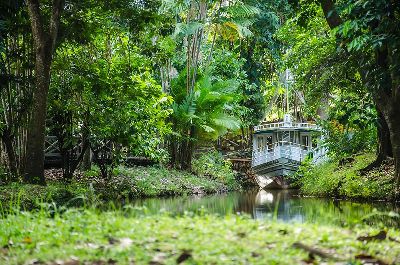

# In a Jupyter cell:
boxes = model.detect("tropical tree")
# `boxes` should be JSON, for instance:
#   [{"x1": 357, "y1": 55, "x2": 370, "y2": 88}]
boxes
[
  {"x1": 23, "y1": 0, "x2": 64, "y2": 184},
  {"x1": 169, "y1": 70, "x2": 241, "y2": 169},
  {"x1": 160, "y1": 0, "x2": 262, "y2": 168},
  {"x1": 48, "y1": 15, "x2": 172, "y2": 179},
  {"x1": 317, "y1": 0, "x2": 400, "y2": 190}
]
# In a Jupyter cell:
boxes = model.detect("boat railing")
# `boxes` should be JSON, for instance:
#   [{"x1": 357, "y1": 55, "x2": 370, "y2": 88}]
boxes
[
  {"x1": 252, "y1": 141, "x2": 325, "y2": 167},
  {"x1": 254, "y1": 122, "x2": 319, "y2": 132}
]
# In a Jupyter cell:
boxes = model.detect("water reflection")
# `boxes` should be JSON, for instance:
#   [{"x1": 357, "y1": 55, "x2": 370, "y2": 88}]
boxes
[{"x1": 131, "y1": 189, "x2": 399, "y2": 226}]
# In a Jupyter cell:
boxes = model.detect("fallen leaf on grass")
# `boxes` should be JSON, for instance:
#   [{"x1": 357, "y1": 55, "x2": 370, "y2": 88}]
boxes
[
  {"x1": 302, "y1": 252, "x2": 316, "y2": 264},
  {"x1": 106, "y1": 237, "x2": 134, "y2": 249},
  {"x1": 50, "y1": 258, "x2": 80, "y2": 265},
  {"x1": 27, "y1": 259, "x2": 44, "y2": 264},
  {"x1": 119, "y1": 238, "x2": 133, "y2": 248},
  {"x1": 107, "y1": 237, "x2": 119, "y2": 245},
  {"x1": 388, "y1": 236, "x2": 400, "y2": 243},
  {"x1": 357, "y1": 231, "x2": 386, "y2": 242},
  {"x1": 149, "y1": 252, "x2": 167, "y2": 265},
  {"x1": 278, "y1": 229, "x2": 288, "y2": 235},
  {"x1": 23, "y1": 237, "x2": 33, "y2": 244},
  {"x1": 292, "y1": 242, "x2": 339, "y2": 260},
  {"x1": 87, "y1": 243, "x2": 101, "y2": 249},
  {"x1": 106, "y1": 259, "x2": 117, "y2": 265},
  {"x1": 264, "y1": 241, "x2": 277, "y2": 249},
  {"x1": 83, "y1": 259, "x2": 118, "y2": 265},
  {"x1": 176, "y1": 250, "x2": 192, "y2": 264},
  {"x1": 3, "y1": 239, "x2": 13, "y2": 248},
  {"x1": 236, "y1": 232, "x2": 246, "y2": 238},
  {"x1": 355, "y1": 254, "x2": 388, "y2": 265}
]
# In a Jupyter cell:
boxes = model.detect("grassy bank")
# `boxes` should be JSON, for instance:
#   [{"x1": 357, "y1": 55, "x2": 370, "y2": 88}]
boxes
[
  {"x1": 299, "y1": 153, "x2": 396, "y2": 201},
  {"x1": 1, "y1": 208, "x2": 399, "y2": 264},
  {"x1": 0, "y1": 165, "x2": 240, "y2": 210}
]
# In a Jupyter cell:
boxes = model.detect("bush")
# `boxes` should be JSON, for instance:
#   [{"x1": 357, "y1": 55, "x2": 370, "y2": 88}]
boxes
[
  {"x1": 322, "y1": 120, "x2": 376, "y2": 161},
  {"x1": 288, "y1": 156, "x2": 313, "y2": 187},
  {"x1": 0, "y1": 182, "x2": 90, "y2": 211},
  {"x1": 192, "y1": 151, "x2": 239, "y2": 190},
  {"x1": 299, "y1": 153, "x2": 395, "y2": 200}
]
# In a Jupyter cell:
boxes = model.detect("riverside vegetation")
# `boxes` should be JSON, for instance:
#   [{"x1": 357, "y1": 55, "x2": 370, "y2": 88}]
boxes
[
  {"x1": 0, "y1": 152, "x2": 241, "y2": 210},
  {"x1": 296, "y1": 153, "x2": 396, "y2": 201}
]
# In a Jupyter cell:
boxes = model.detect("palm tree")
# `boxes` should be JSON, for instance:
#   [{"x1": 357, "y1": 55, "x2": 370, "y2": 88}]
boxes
[{"x1": 169, "y1": 71, "x2": 241, "y2": 169}]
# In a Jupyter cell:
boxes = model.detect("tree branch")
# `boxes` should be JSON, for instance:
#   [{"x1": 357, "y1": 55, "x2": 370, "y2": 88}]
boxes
[
  {"x1": 26, "y1": 0, "x2": 45, "y2": 47},
  {"x1": 49, "y1": 0, "x2": 64, "y2": 53},
  {"x1": 319, "y1": 0, "x2": 343, "y2": 29}
]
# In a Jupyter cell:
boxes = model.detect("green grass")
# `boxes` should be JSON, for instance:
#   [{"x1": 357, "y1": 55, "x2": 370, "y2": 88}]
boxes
[
  {"x1": 0, "y1": 166, "x2": 240, "y2": 210},
  {"x1": 1, "y1": 208, "x2": 399, "y2": 264},
  {"x1": 300, "y1": 153, "x2": 395, "y2": 200},
  {"x1": 114, "y1": 166, "x2": 231, "y2": 197}
]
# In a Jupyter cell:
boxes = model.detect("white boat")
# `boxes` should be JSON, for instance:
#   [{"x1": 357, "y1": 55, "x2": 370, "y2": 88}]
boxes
[{"x1": 252, "y1": 114, "x2": 327, "y2": 189}]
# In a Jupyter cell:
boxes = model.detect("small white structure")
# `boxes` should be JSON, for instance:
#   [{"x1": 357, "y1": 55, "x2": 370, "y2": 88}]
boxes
[{"x1": 252, "y1": 114, "x2": 326, "y2": 189}]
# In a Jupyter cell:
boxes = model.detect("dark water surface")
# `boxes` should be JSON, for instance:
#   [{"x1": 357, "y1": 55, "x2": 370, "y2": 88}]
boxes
[{"x1": 131, "y1": 189, "x2": 399, "y2": 226}]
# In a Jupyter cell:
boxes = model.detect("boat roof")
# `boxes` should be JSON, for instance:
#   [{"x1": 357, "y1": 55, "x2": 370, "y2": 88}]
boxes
[{"x1": 254, "y1": 121, "x2": 321, "y2": 134}]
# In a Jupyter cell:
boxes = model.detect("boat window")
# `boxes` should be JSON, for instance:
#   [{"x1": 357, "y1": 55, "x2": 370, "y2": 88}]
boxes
[
  {"x1": 301, "y1": 135, "x2": 309, "y2": 147},
  {"x1": 290, "y1": 131, "x2": 295, "y2": 143},
  {"x1": 257, "y1": 137, "x2": 263, "y2": 150},
  {"x1": 266, "y1": 136, "x2": 272, "y2": 149}
]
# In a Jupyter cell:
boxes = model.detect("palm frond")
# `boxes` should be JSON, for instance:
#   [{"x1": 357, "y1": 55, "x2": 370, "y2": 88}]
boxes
[
  {"x1": 173, "y1": 22, "x2": 204, "y2": 39},
  {"x1": 225, "y1": 3, "x2": 260, "y2": 18},
  {"x1": 213, "y1": 114, "x2": 241, "y2": 130}
]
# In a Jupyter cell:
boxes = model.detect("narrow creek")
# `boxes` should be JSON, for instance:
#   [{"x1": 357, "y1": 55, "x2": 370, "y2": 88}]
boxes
[{"x1": 131, "y1": 189, "x2": 399, "y2": 227}]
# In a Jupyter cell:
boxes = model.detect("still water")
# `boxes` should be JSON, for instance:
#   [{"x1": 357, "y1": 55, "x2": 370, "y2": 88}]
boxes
[{"x1": 131, "y1": 189, "x2": 399, "y2": 226}]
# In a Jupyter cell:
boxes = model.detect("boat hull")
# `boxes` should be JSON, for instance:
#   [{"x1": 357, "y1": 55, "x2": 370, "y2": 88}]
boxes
[{"x1": 252, "y1": 158, "x2": 300, "y2": 189}]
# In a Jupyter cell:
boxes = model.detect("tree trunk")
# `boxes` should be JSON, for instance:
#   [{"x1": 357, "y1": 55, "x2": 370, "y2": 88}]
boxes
[
  {"x1": 373, "y1": 46, "x2": 400, "y2": 195},
  {"x1": 360, "y1": 109, "x2": 392, "y2": 173},
  {"x1": 24, "y1": 61, "x2": 50, "y2": 184},
  {"x1": 382, "y1": 104, "x2": 400, "y2": 194},
  {"x1": 377, "y1": 110, "x2": 393, "y2": 159},
  {"x1": 182, "y1": 139, "x2": 194, "y2": 170},
  {"x1": 2, "y1": 131, "x2": 18, "y2": 179},
  {"x1": 81, "y1": 111, "x2": 92, "y2": 170},
  {"x1": 82, "y1": 147, "x2": 92, "y2": 171},
  {"x1": 24, "y1": 0, "x2": 63, "y2": 184},
  {"x1": 169, "y1": 127, "x2": 195, "y2": 170}
]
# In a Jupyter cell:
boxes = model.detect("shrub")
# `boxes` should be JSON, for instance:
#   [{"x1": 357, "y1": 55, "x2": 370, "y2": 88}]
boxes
[
  {"x1": 321, "y1": 120, "x2": 376, "y2": 161},
  {"x1": 192, "y1": 151, "x2": 239, "y2": 190},
  {"x1": 288, "y1": 156, "x2": 313, "y2": 188},
  {"x1": 299, "y1": 153, "x2": 395, "y2": 200}
]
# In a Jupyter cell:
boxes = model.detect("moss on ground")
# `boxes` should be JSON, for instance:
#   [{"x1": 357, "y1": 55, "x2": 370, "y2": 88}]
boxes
[
  {"x1": 300, "y1": 153, "x2": 395, "y2": 201},
  {"x1": 0, "y1": 209, "x2": 399, "y2": 265}
]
